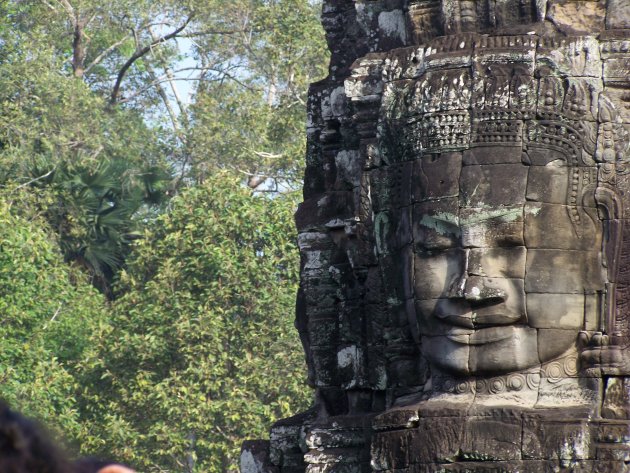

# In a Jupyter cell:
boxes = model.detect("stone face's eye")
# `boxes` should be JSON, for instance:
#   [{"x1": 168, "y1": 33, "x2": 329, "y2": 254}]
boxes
[
  {"x1": 459, "y1": 206, "x2": 525, "y2": 249},
  {"x1": 414, "y1": 216, "x2": 460, "y2": 246},
  {"x1": 467, "y1": 247, "x2": 526, "y2": 279}
]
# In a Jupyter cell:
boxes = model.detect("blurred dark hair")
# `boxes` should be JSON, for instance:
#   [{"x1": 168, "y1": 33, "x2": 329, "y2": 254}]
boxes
[
  {"x1": 74, "y1": 457, "x2": 114, "y2": 473},
  {"x1": 0, "y1": 401, "x2": 73, "y2": 473}
]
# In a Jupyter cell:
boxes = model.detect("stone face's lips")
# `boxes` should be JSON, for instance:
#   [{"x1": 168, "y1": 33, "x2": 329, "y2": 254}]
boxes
[
  {"x1": 471, "y1": 311, "x2": 524, "y2": 325},
  {"x1": 445, "y1": 327, "x2": 475, "y2": 336},
  {"x1": 447, "y1": 326, "x2": 515, "y2": 345},
  {"x1": 434, "y1": 307, "x2": 523, "y2": 328}
]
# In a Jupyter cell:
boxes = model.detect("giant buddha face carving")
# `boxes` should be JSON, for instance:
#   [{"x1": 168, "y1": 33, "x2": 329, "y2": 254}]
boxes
[
  {"x1": 371, "y1": 37, "x2": 629, "y2": 379},
  {"x1": 412, "y1": 145, "x2": 605, "y2": 376}
]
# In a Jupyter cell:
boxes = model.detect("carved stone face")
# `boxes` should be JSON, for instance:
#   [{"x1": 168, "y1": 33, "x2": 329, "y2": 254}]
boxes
[
  {"x1": 411, "y1": 145, "x2": 606, "y2": 376},
  {"x1": 368, "y1": 35, "x2": 630, "y2": 384}
]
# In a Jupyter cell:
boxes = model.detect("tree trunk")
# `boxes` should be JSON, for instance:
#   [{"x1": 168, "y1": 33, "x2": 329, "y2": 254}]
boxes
[{"x1": 72, "y1": 18, "x2": 88, "y2": 77}]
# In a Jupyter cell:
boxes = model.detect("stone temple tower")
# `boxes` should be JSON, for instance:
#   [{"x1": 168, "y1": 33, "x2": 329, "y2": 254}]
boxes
[{"x1": 242, "y1": 1, "x2": 630, "y2": 471}]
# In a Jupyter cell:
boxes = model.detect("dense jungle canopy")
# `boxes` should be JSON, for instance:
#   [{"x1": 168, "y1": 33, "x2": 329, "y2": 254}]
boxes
[{"x1": 0, "y1": 0, "x2": 328, "y2": 471}]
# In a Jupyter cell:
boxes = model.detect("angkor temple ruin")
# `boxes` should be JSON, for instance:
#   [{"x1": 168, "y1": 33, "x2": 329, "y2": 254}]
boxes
[{"x1": 243, "y1": 1, "x2": 630, "y2": 471}]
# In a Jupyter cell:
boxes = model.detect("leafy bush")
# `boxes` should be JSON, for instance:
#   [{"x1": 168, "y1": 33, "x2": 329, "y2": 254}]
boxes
[
  {"x1": 77, "y1": 173, "x2": 311, "y2": 472},
  {"x1": 0, "y1": 189, "x2": 107, "y2": 445}
]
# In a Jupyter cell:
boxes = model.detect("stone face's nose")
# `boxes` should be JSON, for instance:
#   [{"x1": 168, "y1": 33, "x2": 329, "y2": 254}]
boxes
[
  {"x1": 445, "y1": 249, "x2": 509, "y2": 303},
  {"x1": 462, "y1": 275, "x2": 526, "y2": 327},
  {"x1": 461, "y1": 276, "x2": 508, "y2": 303}
]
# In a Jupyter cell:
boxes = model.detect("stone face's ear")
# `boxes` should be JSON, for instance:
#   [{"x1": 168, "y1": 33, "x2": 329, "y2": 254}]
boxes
[
  {"x1": 596, "y1": 186, "x2": 622, "y2": 338},
  {"x1": 594, "y1": 93, "x2": 630, "y2": 345},
  {"x1": 595, "y1": 186, "x2": 622, "y2": 223},
  {"x1": 589, "y1": 173, "x2": 630, "y2": 376}
]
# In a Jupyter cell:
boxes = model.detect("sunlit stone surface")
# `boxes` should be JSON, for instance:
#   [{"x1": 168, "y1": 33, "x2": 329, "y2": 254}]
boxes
[{"x1": 242, "y1": 1, "x2": 630, "y2": 471}]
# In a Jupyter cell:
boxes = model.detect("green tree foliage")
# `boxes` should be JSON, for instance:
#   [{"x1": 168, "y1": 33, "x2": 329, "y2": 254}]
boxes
[
  {"x1": 0, "y1": 189, "x2": 107, "y2": 443},
  {"x1": 0, "y1": 0, "x2": 328, "y2": 287},
  {"x1": 0, "y1": 0, "x2": 195, "y2": 105},
  {"x1": 0, "y1": 0, "x2": 326, "y2": 469},
  {"x1": 188, "y1": 0, "x2": 329, "y2": 189},
  {"x1": 0, "y1": 0, "x2": 328, "y2": 187},
  {"x1": 76, "y1": 173, "x2": 311, "y2": 472},
  {"x1": 0, "y1": 11, "x2": 171, "y2": 292}
]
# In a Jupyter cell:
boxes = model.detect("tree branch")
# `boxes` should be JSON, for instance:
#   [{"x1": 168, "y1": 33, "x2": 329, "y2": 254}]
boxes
[
  {"x1": 56, "y1": 0, "x2": 75, "y2": 19},
  {"x1": 146, "y1": 63, "x2": 181, "y2": 135},
  {"x1": 115, "y1": 66, "x2": 255, "y2": 104},
  {"x1": 148, "y1": 26, "x2": 188, "y2": 118},
  {"x1": 115, "y1": 75, "x2": 216, "y2": 105},
  {"x1": 11, "y1": 169, "x2": 56, "y2": 192},
  {"x1": 109, "y1": 13, "x2": 195, "y2": 105},
  {"x1": 84, "y1": 11, "x2": 98, "y2": 31},
  {"x1": 42, "y1": 0, "x2": 57, "y2": 11},
  {"x1": 84, "y1": 35, "x2": 131, "y2": 75},
  {"x1": 253, "y1": 151, "x2": 284, "y2": 159},
  {"x1": 179, "y1": 29, "x2": 245, "y2": 38}
]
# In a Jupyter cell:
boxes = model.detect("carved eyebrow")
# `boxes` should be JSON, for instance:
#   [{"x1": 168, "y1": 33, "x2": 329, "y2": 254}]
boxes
[
  {"x1": 419, "y1": 213, "x2": 461, "y2": 236},
  {"x1": 418, "y1": 206, "x2": 533, "y2": 229},
  {"x1": 459, "y1": 207, "x2": 524, "y2": 225}
]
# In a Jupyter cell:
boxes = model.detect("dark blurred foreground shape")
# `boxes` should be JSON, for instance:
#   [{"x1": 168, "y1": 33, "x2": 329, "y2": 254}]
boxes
[{"x1": 0, "y1": 401, "x2": 135, "y2": 473}]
